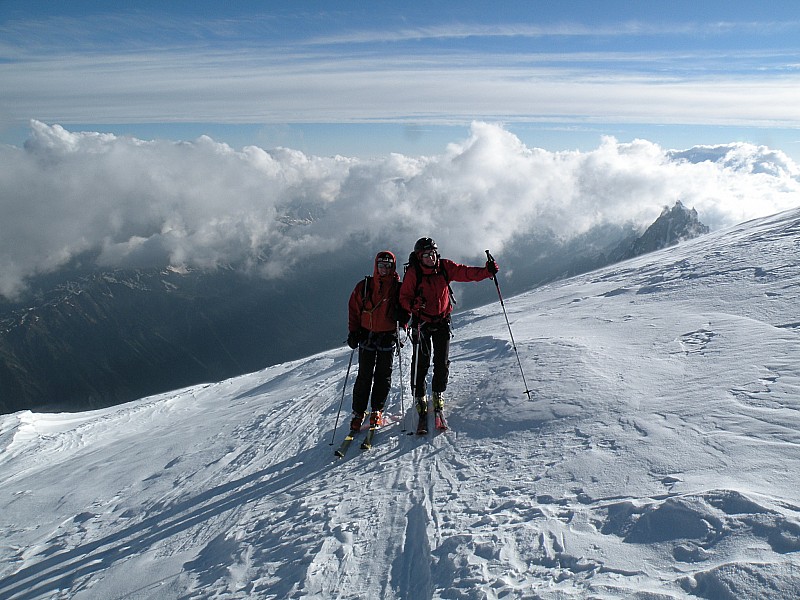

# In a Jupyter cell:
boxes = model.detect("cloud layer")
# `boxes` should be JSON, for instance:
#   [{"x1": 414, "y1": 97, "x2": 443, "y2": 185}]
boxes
[{"x1": 1, "y1": 120, "x2": 799, "y2": 299}]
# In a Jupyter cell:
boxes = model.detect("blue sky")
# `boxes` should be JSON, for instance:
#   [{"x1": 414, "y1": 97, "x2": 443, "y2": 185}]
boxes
[{"x1": 1, "y1": 0, "x2": 800, "y2": 160}]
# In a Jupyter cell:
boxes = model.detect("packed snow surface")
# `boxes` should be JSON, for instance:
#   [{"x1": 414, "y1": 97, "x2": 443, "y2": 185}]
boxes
[{"x1": 2, "y1": 208, "x2": 800, "y2": 599}]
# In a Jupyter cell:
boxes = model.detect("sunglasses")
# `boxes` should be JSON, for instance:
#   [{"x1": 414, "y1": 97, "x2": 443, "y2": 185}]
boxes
[
  {"x1": 377, "y1": 258, "x2": 395, "y2": 269},
  {"x1": 420, "y1": 251, "x2": 437, "y2": 260}
]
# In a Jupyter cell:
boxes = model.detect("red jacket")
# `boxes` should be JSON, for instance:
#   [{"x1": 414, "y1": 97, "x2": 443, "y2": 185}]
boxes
[
  {"x1": 399, "y1": 258, "x2": 492, "y2": 323},
  {"x1": 348, "y1": 253, "x2": 403, "y2": 334}
]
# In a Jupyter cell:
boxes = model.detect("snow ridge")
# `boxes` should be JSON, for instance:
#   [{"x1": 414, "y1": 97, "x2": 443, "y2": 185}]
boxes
[{"x1": 2, "y1": 208, "x2": 800, "y2": 598}]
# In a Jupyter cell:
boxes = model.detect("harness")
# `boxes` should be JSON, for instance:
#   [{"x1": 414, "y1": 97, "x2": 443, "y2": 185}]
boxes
[
  {"x1": 360, "y1": 276, "x2": 390, "y2": 322},
  {"x1": 359, "y1": 276, "x2": 398, "y2": 351}
]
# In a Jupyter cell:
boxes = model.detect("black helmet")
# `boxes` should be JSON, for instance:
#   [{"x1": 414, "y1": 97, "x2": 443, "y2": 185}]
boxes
[{"x1": 414, "y1": 237, "x2": 437, "y2": 254}]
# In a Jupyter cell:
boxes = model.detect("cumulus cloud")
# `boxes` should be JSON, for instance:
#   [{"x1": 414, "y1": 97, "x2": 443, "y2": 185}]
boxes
[{"x1": 1, "y1": 120, "x2": 799, "y2": 299}]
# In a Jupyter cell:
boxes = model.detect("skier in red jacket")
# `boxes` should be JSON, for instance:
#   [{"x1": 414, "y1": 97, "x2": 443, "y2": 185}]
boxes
[
  {"x1": 347, "y1": 251, "x2": 408, "y2": 431},
  {"x1": 399, "y1": 237, "x2": 498, "y2": 431}
]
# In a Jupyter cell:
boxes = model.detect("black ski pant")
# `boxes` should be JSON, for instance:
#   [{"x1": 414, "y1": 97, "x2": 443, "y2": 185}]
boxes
[
  {"x1": 352, "y1": 347, "x2": 393, "y2": 414},
  {"x1": 410, "y1": 320, "x2": 451, "y2": 398}
]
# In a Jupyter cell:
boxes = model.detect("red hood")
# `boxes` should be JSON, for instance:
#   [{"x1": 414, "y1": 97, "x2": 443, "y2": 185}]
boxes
[{"x1": 373, "y1": 250, "x2": 399, "y2": 282}]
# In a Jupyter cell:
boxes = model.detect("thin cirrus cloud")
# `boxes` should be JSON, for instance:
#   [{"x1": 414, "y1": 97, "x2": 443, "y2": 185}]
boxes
[
  {"x1": 2, "y1": 50, "x2": 799, "y2": 128},
  {"x1": 1, "y1": 13, "x2": 800, "y2": 128},
  {"x1": 303, "y1": 20, "x2": 800, "y2": 46}
]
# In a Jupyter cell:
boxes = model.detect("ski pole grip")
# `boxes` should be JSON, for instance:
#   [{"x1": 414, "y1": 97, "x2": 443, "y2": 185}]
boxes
[{"x1": 486, "y1": 249, "x2": 501, "y2": 287}]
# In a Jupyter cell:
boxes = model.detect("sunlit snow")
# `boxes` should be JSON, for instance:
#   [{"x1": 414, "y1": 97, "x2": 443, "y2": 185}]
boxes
[{"x1": 2, "y1": 208, "x2": 800, "y2": 599}]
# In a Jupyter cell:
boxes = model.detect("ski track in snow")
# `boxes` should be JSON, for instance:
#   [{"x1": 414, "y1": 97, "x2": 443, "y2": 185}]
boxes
[{"x1": 2, "y1": 209, "x2": 800, "y2": 598}]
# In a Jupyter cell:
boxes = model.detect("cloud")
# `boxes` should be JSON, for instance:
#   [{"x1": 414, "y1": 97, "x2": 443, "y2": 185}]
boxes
[
  {"x1": 3, "y1": 11, "x2": 800, "y2": 133},
  {"x1": 1, "y1": 120, "x2": 798, "y2": 299},
  {"x1": 306, "y1": 20, "x2": 800, "y2": 46},
  {"x1": 3, "y1": 13, "x2": 800, "y2": 130},
  {"x1": 3, "y1": 50, "x2": 799, "y2": 129}
]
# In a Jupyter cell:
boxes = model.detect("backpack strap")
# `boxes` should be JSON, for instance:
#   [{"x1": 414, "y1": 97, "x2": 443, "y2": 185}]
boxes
[
  {"x1": 361, "y1": 275, "x2": 371, "y2": 310},
  {"x1": 439, "y1": 263, "x2": 457, "y2": 307}
]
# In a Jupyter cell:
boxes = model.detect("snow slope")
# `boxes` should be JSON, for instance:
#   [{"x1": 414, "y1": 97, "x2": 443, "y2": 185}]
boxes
[{"x1": 2, "y1": 208, "x2": 800, "y2": 599}]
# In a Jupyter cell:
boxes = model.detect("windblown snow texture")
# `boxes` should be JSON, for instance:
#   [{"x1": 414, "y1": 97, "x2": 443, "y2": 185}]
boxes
[{"x1": 1, "y1": 208, "x2": 800, "y2": 598}]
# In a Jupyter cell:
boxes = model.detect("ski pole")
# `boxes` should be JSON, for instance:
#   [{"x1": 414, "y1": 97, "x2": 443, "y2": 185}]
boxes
[
  {"x1": 411, "y1": 319, "x2": 422, "y2": 400},
  {"x1": 486, "y1": 250, "x2": 533, "y2": 400},
  {"x1": 396, "y1": 327, "x2": 407, "y2": 432},
  {"x1": 330, "y1": 346, "x2": 356, "y2": 445}
]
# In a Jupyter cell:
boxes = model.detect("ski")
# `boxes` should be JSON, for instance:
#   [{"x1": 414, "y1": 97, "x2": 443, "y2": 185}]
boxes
[
  {"x1": 360, "y1": 427, "x2": 377, "y2": 450},
  {"x1": 434, "y1": 409, "x2": 448, "y2": 431},
  {"x1": 334, "y1": 430, "x2": 359, "y2": 457}
]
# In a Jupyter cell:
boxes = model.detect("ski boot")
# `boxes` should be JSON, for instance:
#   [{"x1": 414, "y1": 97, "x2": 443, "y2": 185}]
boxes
[
  {"x1": 433, "y1": 392, "x2": 448, "y2": 431},
  {"x1": 349, "y1": 411, "x2": 365, "y2": 432},
  {"x1": 415, "y1": 396, "x2": 428, "y2": 435}
]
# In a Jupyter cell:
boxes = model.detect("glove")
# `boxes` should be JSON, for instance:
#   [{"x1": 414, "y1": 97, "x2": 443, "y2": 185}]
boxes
[
  {"x1": 347, "y1": 330, "x2": 360, "y2": 349},
  {"x1": 397, "y1": 309, "x2": 410, "y2": 328},
  {"x1": 486, "y1": 259, "x2": 499, "y2": 275},
  {"x1": 412, "y1": 296, "x2": 426, "y2": 311}
]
